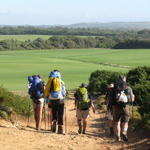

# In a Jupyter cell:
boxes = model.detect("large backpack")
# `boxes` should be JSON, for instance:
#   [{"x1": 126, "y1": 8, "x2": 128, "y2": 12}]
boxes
[
  {"x1": 113, "y1": 76, "x2": 128, "y2": 105},
  {"x1": 75, "y1": 87, "x2": 90, "y2": 110},
  {"x1": 28, "y1": 75, "x2": 44, "y2": 99},
  {"x1": 28, "y1": 76, "x2": 33, "y2": 95},
  {"x1": 46, "y1": 71, "x2": 64, "y2": 99}
]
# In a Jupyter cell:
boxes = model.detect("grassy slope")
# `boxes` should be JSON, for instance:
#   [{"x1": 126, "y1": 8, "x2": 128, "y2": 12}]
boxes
[
  {"x1": 0, "y1": 49, "x2": 150, "y2": 91},
  {"x1": 0, "y1": 35, "x2": 51, "y2": 41}
]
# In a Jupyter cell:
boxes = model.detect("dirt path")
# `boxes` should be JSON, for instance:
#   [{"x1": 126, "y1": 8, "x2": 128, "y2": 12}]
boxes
[{"x1": 0, "y1": 98, "x2": 150, "y2": 150}]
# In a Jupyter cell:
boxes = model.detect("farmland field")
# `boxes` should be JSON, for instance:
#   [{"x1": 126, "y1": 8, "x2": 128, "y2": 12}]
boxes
[
  {"x1": 0, "y1": 35, "x2": 97, "y2": 41},
  {"x1": 0, "y1": 49, "x2": 150, "y2": 91},
  {"x1": 0, "y1": 35, "x2": 51, "y2": 41}
]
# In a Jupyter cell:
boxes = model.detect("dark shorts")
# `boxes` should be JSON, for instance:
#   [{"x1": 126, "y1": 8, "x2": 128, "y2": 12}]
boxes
[
  {"x1": 48, "y1": 99, "x2": 64, "y2": 108},
  {"x1": 51, "y1": 99, "x2": 64, "y2": 125},
  {"x1": 113, "y1": 105, "x2": 130, "y2": 122},
  {"x1": 32, "y1": 98, "x2": 44, "y2": 105},
  {"x1": 48, "y1": 102, "x2": 52, "y2": 108}
]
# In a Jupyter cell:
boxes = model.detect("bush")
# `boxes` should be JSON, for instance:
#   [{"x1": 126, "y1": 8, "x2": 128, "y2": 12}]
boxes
[
  {"x1": 0, "y1": 110, "x2": 8, "y2": 119},
  {"x1": 127, "y1": 66, "x2": 150, "y2": 86},
  {"x1": 127, "y1": 67, "x2": 150, "y2": 116},
  {"x1": 131, "y1": 106, "x2": 142, "y2": 120},
  {"x1": 133, "y1": 113, "x2": 150, "y2": 132},
  {"x1": 88, "y1": 70, "x2": 123, "y2": 97},
  {"x1": 0, "y1": 86, "x2": 33, "y2": 118},
  {"x1": 133, "y1": 83, "x2": 150, "y2": 114},
  {"x1": 142, "y1": 113, "x2": 150, "y2": 131},
  {"x1": 127, "y1": 67, "x2": 150, "y2": 131},
  {"x1": 96, "y1": 95, "x2": 106, "y2": 110}
]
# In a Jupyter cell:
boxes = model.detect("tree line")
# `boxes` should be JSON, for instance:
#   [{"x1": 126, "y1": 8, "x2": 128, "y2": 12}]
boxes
[
  {"x1": 0, "y1": 26, "x2": 133, "y2": 36},
  {"x1": 1, "y1": 27, "x2": 150, "y2": 50},
  {"x1": 1, "y1": 36, "x2": 150, "y2": 50},
  {"x1": 0, "y1": 36, "x2": 117, "y2": 50}
]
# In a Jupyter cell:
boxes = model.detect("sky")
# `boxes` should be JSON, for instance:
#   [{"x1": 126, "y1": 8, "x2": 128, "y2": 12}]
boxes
[{"x1": 0, "y1": 0, "x2": 150, "y2": 25}]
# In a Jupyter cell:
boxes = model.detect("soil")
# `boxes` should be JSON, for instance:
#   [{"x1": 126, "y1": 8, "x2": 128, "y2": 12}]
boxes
[{"x1": 0, "y1": 95, "x2": 150, "y2": 150}]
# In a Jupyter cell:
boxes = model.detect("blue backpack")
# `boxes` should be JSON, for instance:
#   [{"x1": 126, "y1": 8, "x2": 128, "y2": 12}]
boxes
[{"x1": 28, "y1": 75, "x2": 44, "y2": 99}]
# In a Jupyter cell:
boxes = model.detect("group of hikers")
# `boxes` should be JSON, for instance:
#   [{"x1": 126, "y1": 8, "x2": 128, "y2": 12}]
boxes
[
  {"x1": 28, "y1": 70, "x2": 66, "y2": 134},
  {"x1": 28, "y1": 70, "x2": 134, "y2": 142}
]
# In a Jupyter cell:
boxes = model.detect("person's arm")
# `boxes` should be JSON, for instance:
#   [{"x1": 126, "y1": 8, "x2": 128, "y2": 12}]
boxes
[
  {"x1": 74, "y1": 92, "x2": 78, "y2": 109},
  {"x1": 62, "y1": 83, "x2": 66, "y2": 97},
  {"x1": 131, "y1": 94, "x2": 135, "y2": 102},
  {"x1": 129, "y1": 87, "x2": 135, "y2": 102},
  {"x1": 91, "y1": 101, "x2": 96, "y2": 113}
]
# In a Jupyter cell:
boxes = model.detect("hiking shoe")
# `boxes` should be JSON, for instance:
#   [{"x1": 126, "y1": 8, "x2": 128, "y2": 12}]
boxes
[
  {"x1": 58, "y1": 125, "x2": 63, "y2": 134},
  {"x1": 116, "y1": 136, "x2": 121, "y2": 142},
  {"x1": 78, "y1": 129, "x2": 81, "y2": 134},
  {"x1": 78, "y1": 126, "x2": 82, "y2": 134},
  {"x1": 52, "y1": 121, "x2": 57, "y2": 133},
  {"x1": 110, "y1": 127, "x2": 114, "y2": 137},
  {"x1": 121, "y1": 133, "x2": 128, "y2": 142},
  {"x1": 82, "y1": 130, "x2": 86, "y2": 134}
]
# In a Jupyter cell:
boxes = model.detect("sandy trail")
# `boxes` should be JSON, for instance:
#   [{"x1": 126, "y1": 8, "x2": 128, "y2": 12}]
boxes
[{"x1": 0, "y1": 97, "x2": 150, "y2": 150}]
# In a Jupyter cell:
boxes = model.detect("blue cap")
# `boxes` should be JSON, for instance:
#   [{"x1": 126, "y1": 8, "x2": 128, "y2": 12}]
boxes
[{"x1": 49, "y1": 71, "x2": 61, "y2": 78}]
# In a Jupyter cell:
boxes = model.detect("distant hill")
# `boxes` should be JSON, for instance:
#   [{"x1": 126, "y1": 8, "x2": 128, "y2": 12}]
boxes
[
  {"x1": 65, "y1": 22, "x2": 150, "y2": 30},
  {"x1": 1, "y1": 22, "x2": 150, "y2": 30}
]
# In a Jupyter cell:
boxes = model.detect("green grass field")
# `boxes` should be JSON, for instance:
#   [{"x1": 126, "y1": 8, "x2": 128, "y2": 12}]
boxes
[
  {"x1": 0, "y1": 35, "x2": 51, "y2": 41},
  {"x1": 0, "y1": 49, "x2": 150, "y2": 91},
  {"x1": 0, "y1": 35, "x2": 97, "y2": 41}
]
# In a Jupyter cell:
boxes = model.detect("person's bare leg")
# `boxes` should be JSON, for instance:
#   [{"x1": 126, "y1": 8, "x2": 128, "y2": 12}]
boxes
[
  {"x1": 82, "y1": 118, "x2": 87, "y2": 134},
  {"x1": 114, "y1": 121, "x2": 121, "y2": 141},
  {"x1": 34, "y1": 106, "x2": 38, "y2": 129},
  {"x1": 121, "y1": 122, "x2": 128, "y2": 141},
  {"x1": 108, "y1": 120, "x2": 114, "y2": 137},
  {"x1": 77, "y1": 119, "x2": 82, "y2": 134},
  {"x1": 36, "y1": 104, "x2": 43, "y2": 130}
]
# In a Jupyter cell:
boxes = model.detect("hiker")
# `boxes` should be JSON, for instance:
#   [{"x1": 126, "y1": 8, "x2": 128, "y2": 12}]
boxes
[
  {"x1": 105, "y1": 83, "x2": 114, "y2": 137},
  {"x1": 74, "y1": 83, "x2": 95, "y2": 134},
  {"x1": 44, "y1": 70, "x2": 66, "y2": 134},
  {"x1": 112, "y1": 76, "x2": 135, "y2": 141},
  {"x1": 28, "y1": 75, "x2": 45, "y2": 130}
]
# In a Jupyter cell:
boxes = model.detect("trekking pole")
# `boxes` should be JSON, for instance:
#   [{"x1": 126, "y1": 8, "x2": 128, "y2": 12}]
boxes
[
  {"x1": 64, "y1": 100, "x2": 67, "y2": 134},
  {"x1": 47, "y1": 107, "x2": 50, "y2": 130},
  {"x1": 27, "y1": 99, "x2": 31, "y2": 127},
  {"x1": 131, "y1": 101, "x2": 134, "y2": 119},
  {"x1": 43, "y1": 102, "x2": 47, "y2": 130}
]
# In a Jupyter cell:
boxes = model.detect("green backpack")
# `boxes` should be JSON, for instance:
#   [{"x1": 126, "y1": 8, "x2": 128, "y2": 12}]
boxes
[{"x1": 76, "y1": 87, "x2": 90, "y2": 110}]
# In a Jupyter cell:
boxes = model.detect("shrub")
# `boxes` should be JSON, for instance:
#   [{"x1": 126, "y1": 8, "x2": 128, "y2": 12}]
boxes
[
  {"x1": 127, "y1": 66, "x2": 149, "y2": 86},
  {"x1": 0, "y1": 110, "x2": 8, "y2": 119},
  {"x1": 96, "y1": 95, "x2": 106, "y2": 110},
  {"x1": 0, "y1": 86, "x2": 33, "y2": 118},
  {"x1": 131, "y1": 106, "x2": 142, "y2": 120},
  {"x1": 133, "y1": 113, "x2": 150, "y2": 132},
  {"x1": 88, "y1": 70, "x2": 123, "y2": 97},
  {"x1": 142, "y1": 113, "x2": 150, "y2": 131},
  {"x1": 132, "y1": 83, "x2": 150, "y2": 114}
]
